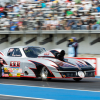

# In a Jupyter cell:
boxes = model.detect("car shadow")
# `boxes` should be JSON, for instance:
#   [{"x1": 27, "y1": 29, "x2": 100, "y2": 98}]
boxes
[{"x1": 1, "y1": 77, "x2": 97, "y2": 83}]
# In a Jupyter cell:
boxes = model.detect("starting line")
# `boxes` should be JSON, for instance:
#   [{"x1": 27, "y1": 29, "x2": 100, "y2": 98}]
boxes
[{"x1": 0, "y1": 83, "x2": 99, "y2": 100}]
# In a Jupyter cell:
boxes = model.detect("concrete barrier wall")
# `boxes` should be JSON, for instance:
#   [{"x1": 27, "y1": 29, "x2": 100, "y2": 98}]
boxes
[{"x1": 0, "y1": 34, "x2": 100, "y2": 54}]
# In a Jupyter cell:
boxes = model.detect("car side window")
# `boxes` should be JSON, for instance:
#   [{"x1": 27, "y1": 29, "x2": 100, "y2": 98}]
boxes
[{"x1": 7, "y1": 48, "x2": 22, "y2": 57}]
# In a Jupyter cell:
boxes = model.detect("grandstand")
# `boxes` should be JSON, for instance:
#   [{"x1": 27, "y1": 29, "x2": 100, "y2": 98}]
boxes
[{"x1": 0, "y1": 0, "x2": 99, "y2": 55}]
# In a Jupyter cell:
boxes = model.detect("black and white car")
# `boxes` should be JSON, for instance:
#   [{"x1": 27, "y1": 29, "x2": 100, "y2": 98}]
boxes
[{"x1": 0, "y1": 46, "x2": 95, "y2": 81}]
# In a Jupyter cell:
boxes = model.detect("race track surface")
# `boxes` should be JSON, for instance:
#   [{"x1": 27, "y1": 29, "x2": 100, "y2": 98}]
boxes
[{"x1": 0, "y1": 77, "x2": 100, "y2": 100}]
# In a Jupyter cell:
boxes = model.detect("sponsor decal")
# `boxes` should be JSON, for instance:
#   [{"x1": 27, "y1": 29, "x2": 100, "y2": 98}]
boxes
[
  {"x1": 8, "y1": 68, "x2": 13, "y2": 72},
  {"x1": 13, "y1": 70, "x2": 18, "y2": 73},
  {"x1": 9, "y1": 73, "x2": 13, "y2": 77},
  {"x1": 44, "y1": 52, "x2": 50, "y2": 56},
  {"x1": 21, "y1": 73, "x2": 24, "y2": 76},
  {"x1": 17, "y1": 73, "x2": 21, "y2": 77},
  {"x1": 3, "y1": 74, "x2": 9, "y2": 77},
  {"x1": 10, "y1": 61, "x2": 20, "y2": 67},
  {"x1": 4, "y1": 68, "x2": 8, "y2": 72},
  {"x1": 18, "y1": 69, "x2": 22, "y2": 73},
  {"x1": 12, "y1": 68, "x2": 22, "y2": 73}
]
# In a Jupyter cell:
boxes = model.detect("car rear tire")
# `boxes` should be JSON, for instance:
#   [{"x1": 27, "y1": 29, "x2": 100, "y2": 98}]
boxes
[
  {"x1": 73, "y1": 78, "x2": 82, "y2": 81},
  {"x1": 40, "y1": 66, "x2": 51, "y2": 81}
]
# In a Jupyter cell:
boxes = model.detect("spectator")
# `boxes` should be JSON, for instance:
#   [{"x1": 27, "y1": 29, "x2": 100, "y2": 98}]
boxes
[
  {"x1": 87, "y1": 16, "x2": 96, "y2": 30},
  {"x1": 78, "y1": 4, "x2": 85, "y2": 10},
  {"x1": 75, "y1": 0, "x2": 81, "y2": 4},
  {"x1": 58, "y1": 0, "x2": 65, "y2": 5},
  {"x1": 65, "y1": 17, "x2": 74, "y2": 30},
  {"x1": 43, "y1": 18, "x2": 51, "y2": 30},
  {"x1": 10, "y1": 23, "x2": 19, "y2": 31},
  {"x1": 36, "y1": 19, "x2": 43, "y2": 30},
  {"x1": 71, "y1": 37, "x2": 78, "y2": 57},
  {"x1": 0, "y1": 11, "x2": 5, "y2": 18},
  {"x1": 67, "y1": 0, "x2": 75, "y2": 7},
  {"x1": 50, "y1": 17, "x2": 59, "y2": 30},
  {"x1": 85, "y1": 2, "x2": 92, "y2": 10},
  {"x1": 81, "y1": 18, "x2": 89, "y2": 30},
  {"x1": 51, "y1": 2, "x2": 58, "y2": 10},
  {"x1": 3, "y1": 8, "x2": 8, "y2": 17},
  {"x1": 53, "y1": 0, "x2": 58, "y2": 4},
  {"x1": 36, "y1": 2, "x2": 42, "y2": 8},
  {"x1": 94, "y1": 0, "x2": 100, "y2": 5},
  {"x1": 67, "y1": 38, "x2": 75, "y2": 57},
  {"x1": 0, "y1": 5, "x2": 4, "y2": 12},
  {"x1": 22, "y1": 18, "x2": 27, "y2": 29},
  {"x1": 5, "y1": 3, "x2": 12, "y2": 9},
  {"x1": 18, "y1": 3, "x2": 23, "y2": 10},
  {"x1": 37, "y1": 11, "x2": 47, "y2": 18},
  {"x1": 3, "y1": 19, "x2": 10, "y2": 29},
  {"x1": 90, "y1": 4, "x2": 96, "y2": 13},
  {"x1": 91, "y1": 19, "x2": 100, "y2": 30},
  {"x1": 72, "y1": 17, "x2": 82, "y2": 30},
  {"x1": 72, "y1": 9, "x2": 80, "y2": 17},
  {"x1": 13, "y1": 4, "x2": 20, "y2": 13},
  {"x1": 46, "y1": 0, "x2": 53, "y2": 8},
  {"x1": 18, "y1": 20, "x2": 23, "y2": 30},
  {"x1": 23, "y1": 11, "x2": 28, "y2": 18},
  {"x1": 17, "y1": 0, "x2": 26, "y2": 3},
  {"x1": 66, "y1": 9, "x2": 73, "y2": 16},
  {"x1": 61, "y1": 10, "x2": 66, "y2": 17},
  {"x1": 96, "y1": 4, "x2": 100, "y2": 12},
  {"x1": 59, "y1": 18, "x2": 67, "y2": 30},
  {"x1": 9, "y1": 19, "x2": 14, "y2": 25},
  {"x1": 41, "y1": 1, "x2": 46, "y2": 8}
]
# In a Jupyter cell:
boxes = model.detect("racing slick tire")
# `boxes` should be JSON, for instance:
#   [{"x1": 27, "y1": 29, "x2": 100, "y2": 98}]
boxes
[
  {"x1": 73, "y1": 78, "x2": 82, "y2": 81},
  {"x1": 40, "y1": 66, "x2": 51, "y2": 81}
]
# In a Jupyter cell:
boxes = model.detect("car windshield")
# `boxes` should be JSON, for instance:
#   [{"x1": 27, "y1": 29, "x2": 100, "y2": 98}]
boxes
[{"x1": 23, "y1": 47, "x2": 46, "y2": 58}]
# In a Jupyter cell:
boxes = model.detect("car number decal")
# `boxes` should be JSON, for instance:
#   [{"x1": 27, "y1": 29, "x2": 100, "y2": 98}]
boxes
[{"x1": 10, "y1": 61, "x2": 20, "y2": 67}]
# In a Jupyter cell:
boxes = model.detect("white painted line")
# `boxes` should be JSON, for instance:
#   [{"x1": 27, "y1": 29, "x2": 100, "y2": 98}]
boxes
[
  {"x1": 0, "y1": 83, "x2": 100, "y2": 93},
  {"x1": 0, "y1": 94, "x2": 54, "y2": 100}
]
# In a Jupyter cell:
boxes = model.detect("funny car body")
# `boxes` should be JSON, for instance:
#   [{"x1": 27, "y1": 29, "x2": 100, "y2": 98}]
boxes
[{"x1": 0, "y1": 46, "x2": 95, "y2": 81}]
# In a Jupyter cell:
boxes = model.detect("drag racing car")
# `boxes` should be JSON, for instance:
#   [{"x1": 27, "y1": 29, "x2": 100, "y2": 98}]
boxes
[{"x1": 0, "y1": 46, "x2": 95, "y2": 81}]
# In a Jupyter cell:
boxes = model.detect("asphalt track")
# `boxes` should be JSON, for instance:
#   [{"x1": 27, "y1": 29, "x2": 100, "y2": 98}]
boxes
[{"x1": 0, "y1": 77, "x2": 100, "y2": 100}]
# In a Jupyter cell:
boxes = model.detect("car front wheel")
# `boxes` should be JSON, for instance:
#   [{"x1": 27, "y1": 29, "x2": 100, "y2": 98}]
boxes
[{"x1": 40, "y1": 66, "x2": 51, "y2": 81}]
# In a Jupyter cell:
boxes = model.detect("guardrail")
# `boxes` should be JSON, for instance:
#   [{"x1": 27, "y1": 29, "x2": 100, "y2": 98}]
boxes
[{"x1": 0, "y1": 30, "x2": 99, "y2": 34}]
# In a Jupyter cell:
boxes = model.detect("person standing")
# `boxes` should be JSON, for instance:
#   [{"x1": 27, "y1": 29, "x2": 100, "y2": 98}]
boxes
[
  {"x1": 67, "y1": 39, "x2": 75, "y2": 57},
  {"x1": 71, "y1": 37, "x2": 78, "y2": 57}
]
